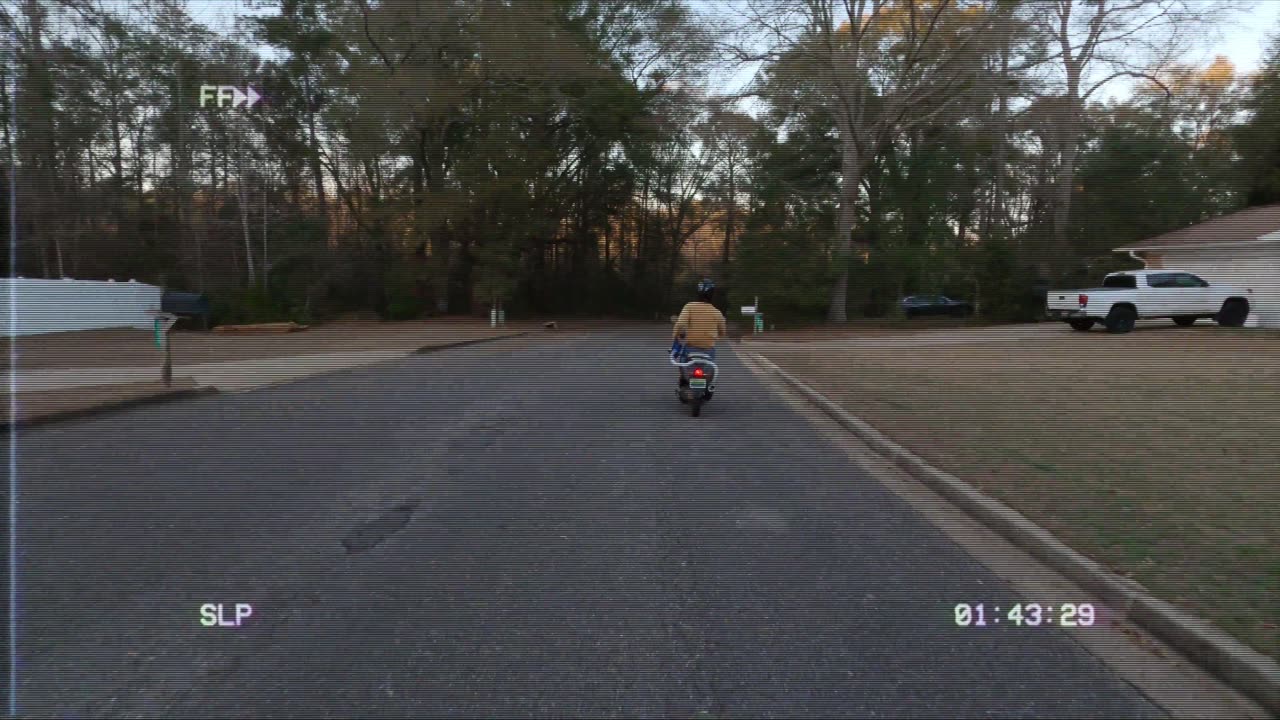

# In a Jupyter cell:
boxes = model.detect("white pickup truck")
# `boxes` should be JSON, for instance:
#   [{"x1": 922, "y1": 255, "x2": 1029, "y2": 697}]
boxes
[{"x1": 1046, "y1": 270, "x2": 1252, "y2": 333}]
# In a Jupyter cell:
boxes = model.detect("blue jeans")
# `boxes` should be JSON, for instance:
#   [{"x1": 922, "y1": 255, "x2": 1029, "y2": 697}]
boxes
[{"x1": 682, "y1": 345, "x2": 716, "y2": 362}]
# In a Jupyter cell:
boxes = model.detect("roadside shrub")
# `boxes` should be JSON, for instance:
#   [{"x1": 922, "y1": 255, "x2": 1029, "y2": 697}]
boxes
[
  {"x1": 381, "y1": 263, "x2": 427, "y2": 321},
  {"x1": 732, "y1": 225, "x2": 836, "y2": 325},
  {"x1": 973, "y1": 242, "x2": 1046, "y2": 322},
  {"x1": 208, "y1": 285, "x2": 295, "y2": 327}
]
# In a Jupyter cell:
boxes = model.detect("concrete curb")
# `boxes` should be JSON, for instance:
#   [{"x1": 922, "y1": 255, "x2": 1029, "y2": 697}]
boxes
[
  {"x1": 745, "y1": 350, "x2": 1280, "y2": 716},
  {"x1": 3, "y1": 386, "x2": 221, "y2": 435},
  {"x1": 411, "y1": 331, "x2": 531, "y2": 355}
]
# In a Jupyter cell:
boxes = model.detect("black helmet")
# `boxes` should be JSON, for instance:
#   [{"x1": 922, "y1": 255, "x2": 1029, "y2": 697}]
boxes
[{"x1": 696, "y1": 278, "x2": 715, "y2": 301}]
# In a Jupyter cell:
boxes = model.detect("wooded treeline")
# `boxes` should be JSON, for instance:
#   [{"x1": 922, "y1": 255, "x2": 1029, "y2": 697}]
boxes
[{"x1": 2, "y1": 0, "x2": 1278, "y2": 325}]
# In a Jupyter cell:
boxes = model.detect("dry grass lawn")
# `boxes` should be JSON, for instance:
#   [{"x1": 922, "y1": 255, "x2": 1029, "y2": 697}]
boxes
[{"x1": 752, "y1": 324, "x2": 1280, "y2": 659}]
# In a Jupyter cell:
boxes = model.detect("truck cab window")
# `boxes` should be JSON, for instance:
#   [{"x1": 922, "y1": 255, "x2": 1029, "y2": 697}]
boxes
[{"x1": 1103, "y1": 275, "x2": 1138, "y2": 289}]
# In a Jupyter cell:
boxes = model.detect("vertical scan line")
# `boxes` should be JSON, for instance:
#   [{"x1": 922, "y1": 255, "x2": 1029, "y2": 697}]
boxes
[{"x1": 7, "y1": 44, "x2": 19, "y2": 717}]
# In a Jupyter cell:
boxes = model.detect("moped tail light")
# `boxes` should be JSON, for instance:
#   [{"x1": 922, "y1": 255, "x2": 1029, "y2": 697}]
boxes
[
  {"x1": 692, "y1": 366, "x2": 705, "y2": 378},
  {"x1": 1078, "y1": 294, "x2": 1088, "y2": 308}
]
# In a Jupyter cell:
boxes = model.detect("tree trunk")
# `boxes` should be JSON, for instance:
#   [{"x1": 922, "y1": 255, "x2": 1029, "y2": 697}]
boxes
[
  {"x1": 39, "y1": 229, "x2": 50, "y2": 278},
  {"x1": 423, "y1": 123, "x2": 450, "y2": 314},
  {"x1": 303, "y1": 71, "x2": 328, "y2": 229},
  {"x1": 633, "y1": 177, "x2": 649, "y2": 285},
  {"x1": 176, "y1": 75, "x2": 205, "y2": 291},
  {"x1": 210, "y1": 135, "x2": 220, "y2": 209},
  {"x1": 108, "y1": 78, "x2": 124, "y2": 186},
  {"x1": 22, "y1": 0, "x2": 58, "y2": 280},
  {"x1": 236, "y1": 133, "x2": 256, "y2": 287},
  {"x1": 230, "y1": 219, "x2": 240, "y2": 272},
  {"x1": 223, "y1": 136, "x2": 231, "y2": 210},
  {"x1": 827, "y1": 132, "x2": 865, "y2": 324},
  {"x1": 723, "y1": 161, "x2": 734, "y2": 267},
  {"x1": 262, "y1": 165, "x2": 269, "y2": 294},
  {"x1": 1051, "y1": 42, "x2": 1085, "y2": 274},
  {"x1": 133, "y1": 121, "x2": 146, "y2": 200},
  {"x1": 1051, "y1": 130, "x2": 1078, "y2": 263},
  {"x1": 0, "y1": 65, "x2": 9, "y2": 159},
  {"x1": 983, "y1": 40, "x2": 1011, "y2": 240}
]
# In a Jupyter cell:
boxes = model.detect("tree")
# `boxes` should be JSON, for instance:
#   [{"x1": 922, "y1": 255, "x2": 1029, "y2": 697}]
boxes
[
  {"x1": 1073, "y1": 104, "x2": 1207, "y2": 255},
  {"x1": 1236, "y1": 31, "x2": 1280, "y2": 206},
  {"x1": 252, "y1": 0, "x2": 340, "y2": 234},
  {"x1": 733, "y1": 0, "x2": 1003, "y2": 322},
  {"x1": 732, "y1": 104, "x2": 840, "y2": 321},
  {"x1": 10, "y1": 0, "x2": 61, "y2": 277},
  {"x1": 1027, "y1": 0, "x2": 1240, "y2": 267},
  {"x1": 3, "y1": 0, "x2": 1251, "y2": 331},
  {"x1": 701, "y1": 104, "x2": 757, "y2": 274}
]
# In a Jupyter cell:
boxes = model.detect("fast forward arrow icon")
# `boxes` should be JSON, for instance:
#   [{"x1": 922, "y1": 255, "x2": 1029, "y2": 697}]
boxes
[
  {"x1": 231, "y1": 87, "x2": 248, "y2": 108},
  {"x1": 246, "y1": 86, "x2": 261, "y2": 108}
]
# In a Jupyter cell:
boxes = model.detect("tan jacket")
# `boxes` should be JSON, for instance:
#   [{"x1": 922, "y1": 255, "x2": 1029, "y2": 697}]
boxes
[{"x1": 673, "y1": 301, "x2": 727, "y2": 349}]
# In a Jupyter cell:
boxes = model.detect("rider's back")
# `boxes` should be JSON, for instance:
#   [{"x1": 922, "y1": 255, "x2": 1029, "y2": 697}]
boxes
[{"x1": 675, "y1": 301, "x2": 727, "y2": 349}]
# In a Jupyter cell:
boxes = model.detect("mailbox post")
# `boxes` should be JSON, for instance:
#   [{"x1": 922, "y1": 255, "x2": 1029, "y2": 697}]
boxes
[
  {"x1": 741, "y1": 296, "x2": 763, "y2": 335},
  {"x1": 149, "y1": 311, "x2": 180, "y2": 387}
]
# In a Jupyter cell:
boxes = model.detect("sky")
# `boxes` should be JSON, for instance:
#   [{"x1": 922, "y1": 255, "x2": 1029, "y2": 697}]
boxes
[
  {"x1": 1209, "y1": 1, "x2": 1279, "y2": 72},
  {"x1": 185, "y1": 0, "x2": 1280, "y2": 92}
]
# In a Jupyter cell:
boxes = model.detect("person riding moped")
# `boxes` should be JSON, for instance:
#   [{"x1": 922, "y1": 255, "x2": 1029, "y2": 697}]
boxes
[{"x1": 671, "y1": 278, "x2": 728, "y2": 400}]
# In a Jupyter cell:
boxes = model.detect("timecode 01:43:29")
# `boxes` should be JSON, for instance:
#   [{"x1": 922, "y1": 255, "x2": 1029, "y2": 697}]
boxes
[{"x1": 954, "y1": 602, "x2": 1097, "y2": 628}]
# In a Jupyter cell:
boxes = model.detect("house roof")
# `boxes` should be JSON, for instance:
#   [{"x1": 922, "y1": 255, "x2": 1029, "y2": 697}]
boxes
[{"x1": 1114, "y1": 203, "x2": 1280, "y2": 251}]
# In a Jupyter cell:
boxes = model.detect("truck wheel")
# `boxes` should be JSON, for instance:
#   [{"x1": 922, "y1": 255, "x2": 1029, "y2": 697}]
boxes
[
  {"x1": 1104, "y1": 306, "x2": 1137, "y2": 334},
  {"x1": 1068, "y1": 319, "x2": 1095, "y2": 332},
  {"x1": 1173, "y1": 316, "x2": 1197, "y2": 327},
  {"x1": 1216, "y1": 300, "x2": 1249, "y2": 327}
]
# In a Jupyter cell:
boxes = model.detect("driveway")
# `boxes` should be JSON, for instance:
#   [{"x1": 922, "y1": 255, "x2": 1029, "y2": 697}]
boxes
[
  {"x1": 10, "y1": 330, "x2": 1161, "y2": 718},
  {"x1": 742, "y1": 320, "x2": 1251, "y2": 349}
]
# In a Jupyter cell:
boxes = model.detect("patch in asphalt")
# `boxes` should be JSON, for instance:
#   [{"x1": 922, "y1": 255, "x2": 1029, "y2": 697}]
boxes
[{"x1": 341, "y1": 499, "x2": 421, "y2": 555}]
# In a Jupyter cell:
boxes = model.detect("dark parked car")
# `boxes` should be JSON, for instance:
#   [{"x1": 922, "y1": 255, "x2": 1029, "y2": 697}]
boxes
[{"x1": 901, "y1": 294, "x2": 974, "y2": 318}]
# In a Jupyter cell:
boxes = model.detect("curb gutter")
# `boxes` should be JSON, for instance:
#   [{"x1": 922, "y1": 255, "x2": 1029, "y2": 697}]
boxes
[
  {"x1": 412, "y1": 331, "x2": 531, "y2": 355},
  {"x1": 746, "y1": 350, "x2": 1280, "y2": 716},
  {"x1": 3, "y1": 386, "x2": 221, "y2": 435}
]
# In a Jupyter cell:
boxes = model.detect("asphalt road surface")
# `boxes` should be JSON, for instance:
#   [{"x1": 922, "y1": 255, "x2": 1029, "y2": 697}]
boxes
[{"x1": 11, "y1": 330, "x2": 1162, "y2": 718}]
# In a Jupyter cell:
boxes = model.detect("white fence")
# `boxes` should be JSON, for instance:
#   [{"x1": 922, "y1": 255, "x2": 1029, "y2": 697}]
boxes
[{"x1": 0, "y1": 278, "x2": 164, "y2": 336}]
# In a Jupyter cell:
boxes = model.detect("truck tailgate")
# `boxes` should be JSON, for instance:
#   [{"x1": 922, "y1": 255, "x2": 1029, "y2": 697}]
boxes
[{"x1": 1046, "y1": 291, "x2": 1084, "y2": 311}]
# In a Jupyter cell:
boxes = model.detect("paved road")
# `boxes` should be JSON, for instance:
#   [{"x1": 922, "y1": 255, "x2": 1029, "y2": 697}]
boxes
[{"x1": 10, "y1": 330, "x2": 1162, "y2": 718}]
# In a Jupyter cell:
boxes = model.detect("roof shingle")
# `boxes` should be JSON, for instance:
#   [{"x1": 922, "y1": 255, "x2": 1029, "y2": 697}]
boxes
[{"x1": 1114, "y1": 203, "x2": 1280, "y2": 251}]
